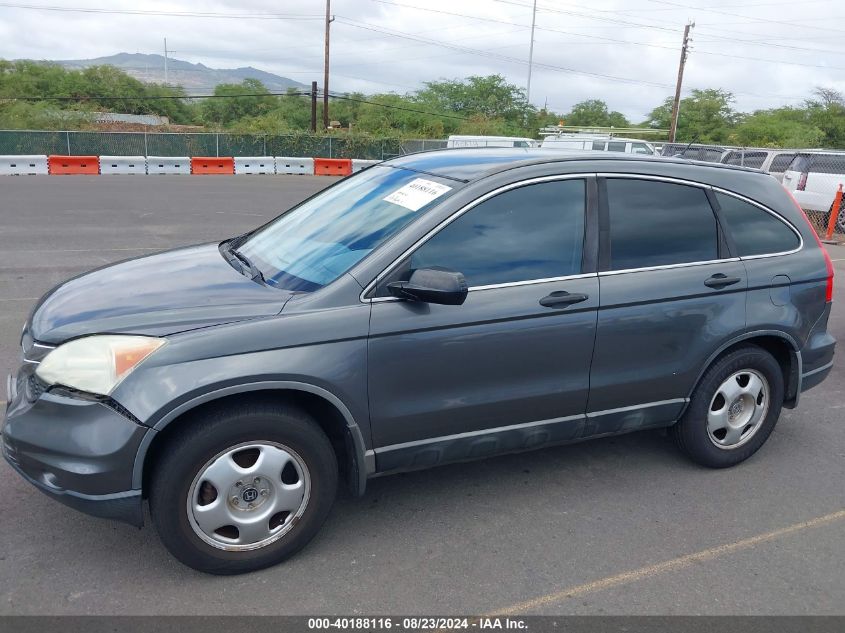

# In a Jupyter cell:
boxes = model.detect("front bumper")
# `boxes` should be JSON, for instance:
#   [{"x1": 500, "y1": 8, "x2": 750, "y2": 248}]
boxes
[{"x1": 2, "y1": 375, "x2": 148, "y2": 527}]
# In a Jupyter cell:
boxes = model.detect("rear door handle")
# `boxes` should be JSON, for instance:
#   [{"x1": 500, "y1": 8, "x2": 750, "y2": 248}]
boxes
[
  {"x1": 704, "y1": 273, "x2": 741, "y2": 289},
  {"x1": 539, "y1": 291, "x2": 589, "y2": 308}
]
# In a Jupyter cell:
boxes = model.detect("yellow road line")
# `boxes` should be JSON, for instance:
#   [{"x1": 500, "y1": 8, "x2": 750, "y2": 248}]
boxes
[{"x1": 491, "y1": 508, "x2": 845, "y2": 615}]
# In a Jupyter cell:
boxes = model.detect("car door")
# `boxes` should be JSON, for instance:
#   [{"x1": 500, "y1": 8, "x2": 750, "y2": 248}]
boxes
[
  {"x1": 366, "y1": 176, "x2": 599, "y2": 472},
  {"x1": 587, "y1": 176, "x2": 747, "y2": 433}
]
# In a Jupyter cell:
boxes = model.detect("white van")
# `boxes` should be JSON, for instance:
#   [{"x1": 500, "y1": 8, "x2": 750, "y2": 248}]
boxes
[
  {"x1": 720, "y1": 149, "x2": 798, "y2": 182},
  {"x1": 541, "y1": 134, "x2": 655, "y2": 155},
  {"x1": 446, "y1": 135, "x2": 539, "y2": 149}
]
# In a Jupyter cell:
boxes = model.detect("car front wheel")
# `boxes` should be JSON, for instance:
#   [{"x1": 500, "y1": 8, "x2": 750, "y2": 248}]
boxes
[{"x1": 150, "y1": 399, "x2": 338, "y2": 574}]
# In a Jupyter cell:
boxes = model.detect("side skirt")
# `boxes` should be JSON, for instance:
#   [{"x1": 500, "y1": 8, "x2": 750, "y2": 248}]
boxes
[{"x1": 372, "y1": 398, "x2": 687, "y2": 475}]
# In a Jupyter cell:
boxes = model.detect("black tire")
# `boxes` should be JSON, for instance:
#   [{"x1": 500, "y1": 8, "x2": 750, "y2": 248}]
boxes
[
  {"x1": 150, "y1": 399, "x2": 338, "y2": 575},
  {"x1": 672, "y1": 345, "x2": 784, "y2": 468}
]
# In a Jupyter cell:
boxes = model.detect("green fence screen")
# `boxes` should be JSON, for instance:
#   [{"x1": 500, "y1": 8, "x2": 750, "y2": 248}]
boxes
[{"x1": 0, "y1": 130, "x2": 447, "y2": 159}]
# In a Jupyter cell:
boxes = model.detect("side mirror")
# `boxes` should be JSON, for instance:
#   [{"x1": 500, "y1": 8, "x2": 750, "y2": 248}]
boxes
[{"x1": 387, "y1": 268, "x2": 468, "y2": 306}]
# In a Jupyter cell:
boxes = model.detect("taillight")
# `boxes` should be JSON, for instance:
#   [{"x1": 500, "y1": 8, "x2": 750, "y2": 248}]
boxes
[
  {"x1": 797, "y1": 171, "x2": 808, "y2": 191},
  {"x1": 786, "y1": 186, "x2": 834, "y2": 302}
]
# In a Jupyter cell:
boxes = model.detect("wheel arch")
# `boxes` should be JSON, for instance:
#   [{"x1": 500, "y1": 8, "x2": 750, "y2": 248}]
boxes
[
  {"x1": 681, "y1": 330, "x2": 802, "y2": 417},
  {"x1": 133, "y1": 381, "x2": 372, "y2": 498}
]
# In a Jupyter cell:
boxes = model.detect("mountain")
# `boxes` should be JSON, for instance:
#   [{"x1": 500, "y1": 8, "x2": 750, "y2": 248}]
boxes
[{"x1": 54, "y1": 53, "x2": 307, "y2": 94}]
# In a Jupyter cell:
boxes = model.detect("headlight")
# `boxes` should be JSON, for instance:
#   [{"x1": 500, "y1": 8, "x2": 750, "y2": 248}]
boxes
[{"x1": 36, "y1": 335, "x2": 165, "y2": 396}]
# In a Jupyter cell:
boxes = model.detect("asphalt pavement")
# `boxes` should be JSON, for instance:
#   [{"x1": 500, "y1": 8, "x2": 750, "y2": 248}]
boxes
[{"x1": 0, "y1": 176, "x2": 843, "y2": 615}]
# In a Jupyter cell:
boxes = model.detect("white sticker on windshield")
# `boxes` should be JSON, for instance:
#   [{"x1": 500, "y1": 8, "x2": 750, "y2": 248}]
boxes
[{"x1": 383, "y1": 178, "x2": 452, "y2": 212}]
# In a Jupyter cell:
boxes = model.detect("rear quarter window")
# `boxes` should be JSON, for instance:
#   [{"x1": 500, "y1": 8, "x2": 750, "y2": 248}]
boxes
[
  {"x1": 715, "y1": 192, "x2": 800, "y2": 256},
  {"x1": 808, "y1": 155, "x2": 845, "y2": 174}
]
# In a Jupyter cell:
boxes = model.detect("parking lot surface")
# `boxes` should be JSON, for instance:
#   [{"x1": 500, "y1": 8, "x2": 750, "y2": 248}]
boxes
[{"x1": 1, "y1": 176, "x2": 843, "y2": 615}]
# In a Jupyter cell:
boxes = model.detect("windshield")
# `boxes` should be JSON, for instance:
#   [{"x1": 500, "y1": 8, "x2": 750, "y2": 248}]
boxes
[{"x1": 237, "y1": 166, "x2": 458, "y2": 292}]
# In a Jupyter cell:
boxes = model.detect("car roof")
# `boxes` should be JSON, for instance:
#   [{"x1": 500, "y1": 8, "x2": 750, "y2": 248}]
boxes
[{"x1": 385, "y1": 147, "x2": 761, "y2": 182}]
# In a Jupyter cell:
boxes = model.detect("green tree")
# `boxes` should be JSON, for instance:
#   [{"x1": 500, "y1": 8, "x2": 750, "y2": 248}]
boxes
[
  {"x1": 201, "y1": 78, "x2": 276, "y2": 128},
  {"x1": 564, "y1": 99, "x2": 630, "y2": 128},
  {"x1": 645, "y1": 88, "x2": 737, "y2": 143},
  {"x1": 732, "y1": 107, "x2": 823, "y2": 148},
  {"x1": 414, "y1": 75, "x2": 534, "y2": 128}
]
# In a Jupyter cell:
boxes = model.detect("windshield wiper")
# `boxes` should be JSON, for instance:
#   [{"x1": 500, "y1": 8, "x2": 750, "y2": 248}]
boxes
[{"x1": 221, "y1": 241, "x2": 265, "y2": 284}]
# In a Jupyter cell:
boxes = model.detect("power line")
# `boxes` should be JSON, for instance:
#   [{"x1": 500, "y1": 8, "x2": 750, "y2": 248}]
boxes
[
  {"x1": 336, "y1": 17, "x2": 676, "y2": 88},
  {"x1": 0, "y1": 3, "x2": 323, "y2": 20}
]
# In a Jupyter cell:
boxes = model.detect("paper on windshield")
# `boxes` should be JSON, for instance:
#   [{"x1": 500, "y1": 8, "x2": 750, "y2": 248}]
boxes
[{"x1": 383, "y1": 178, "x2": 452, "y2": 212}]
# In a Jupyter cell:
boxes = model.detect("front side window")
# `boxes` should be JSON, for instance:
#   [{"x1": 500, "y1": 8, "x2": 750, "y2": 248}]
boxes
[
  {"x1": 592, "y1": 141, "x2": 607, "y2": 151},
  {"x1": 607, "y1": 141, "x2": 627, "y2": 152},
  {"x1": 405, "y1": 179, "x2": 586, "y2": 288},
  {"x1": 606, "y1": 179, "x2": 719, "y2": 270},
  {"x1": 238, "y1": 166, "x2": 457, "y2": 291},
  {"x1": 715, "y1": 193, "x2": 800, "y2": 256},
  {"x1": 631, "y1": 143, "x2": 653, "y2": 155}
]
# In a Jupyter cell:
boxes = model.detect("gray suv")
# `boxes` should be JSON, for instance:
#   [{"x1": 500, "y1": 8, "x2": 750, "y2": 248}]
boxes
[{"x1": 2, "y1": 149, "x2": 836, "y2": 574}]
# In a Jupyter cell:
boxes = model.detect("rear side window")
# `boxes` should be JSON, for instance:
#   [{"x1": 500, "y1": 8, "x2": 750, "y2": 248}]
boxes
[
  {"x1": 606, "y1": 179, "x2": 718, "y2": 270},
  {"x1": 592, "y1": 141, "x2": 606, "y2": 151},
  {"x1": 715, "y1": 193, "x2": 800, "y2": 256},
  {"x1": 723, "y1": 151, "x2": 767, "y2": 169},
  {"x1": 769, "y1": 153, "x2": 796, "y2": 172},
  {"x1": 409, "y1": 179, "x2": 586, "y2": 287},
  {"x1": 607, "y1": 141, "x2": 626, "y2": 152}
]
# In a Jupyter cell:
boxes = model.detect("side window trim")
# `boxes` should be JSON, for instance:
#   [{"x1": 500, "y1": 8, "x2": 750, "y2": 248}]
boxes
[
  {"x1": 596, "y1": 173, "x2": 734, "y2": 274},
  {"x1": 361, "y1": 173, "x2": 598, "y2": 302},
  {"x1": 709, "y1": 186, "x2": 804, "y2": 259}
]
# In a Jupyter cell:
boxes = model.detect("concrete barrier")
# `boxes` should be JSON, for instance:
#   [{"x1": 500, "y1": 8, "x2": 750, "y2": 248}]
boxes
[
  {"x1": 351, "y1": 159, "x2": 380, "y2": 173},
  {"x1": 0, "y1": 155, "x2": 48, "y2": 175},
  {"x1": 275, "y1": 157, "x2": 314, "y2": 175},
  {"x1": 147, "y1": 156, "x2": 191, "y2": 175},
  {"x1": 235, "y1": 157, "x2": 275, "y2": 175},
  {"x1": 100, "y1": 156, "x2": 147, "y2": 175}
]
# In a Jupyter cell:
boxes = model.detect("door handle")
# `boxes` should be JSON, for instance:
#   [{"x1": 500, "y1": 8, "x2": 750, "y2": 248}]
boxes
[
  {"x1": 704, "y1": 273, "x2": 741, "y2": 289},
  {"x1": 539, "y1": 291, "x2": 589, "y2": 308}
]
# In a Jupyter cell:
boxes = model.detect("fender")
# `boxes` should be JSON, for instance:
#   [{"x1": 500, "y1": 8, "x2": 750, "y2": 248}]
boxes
[
  {"x1": 131, "y1": 380, "x2": 374, "y2": 496},
  {"x1": 679, "y1": 329, "x2": 802, "y2": 418}
]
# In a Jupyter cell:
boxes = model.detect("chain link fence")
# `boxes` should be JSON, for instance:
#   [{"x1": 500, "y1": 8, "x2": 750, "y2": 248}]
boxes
[{"x1": 0, "y1": 130, "x2": 448, "y2": 160}]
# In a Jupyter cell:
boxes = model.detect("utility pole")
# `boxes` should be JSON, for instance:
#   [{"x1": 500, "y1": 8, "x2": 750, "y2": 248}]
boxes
[
  {"x1": 668, "y1": 21, "x2": 694, "y2": 143},
  {"x1": 164, "y1": 38, "x2": 169, "y2": 85},
  {"x1": 526, "y1": 0, "x2": 537, "y2": 106},
  {"x1": 323, "y1": 0, "x2": 334, "y2": 129},
  {"x1": 311, "y1": 81, "x2": 318, "y2": 133}
]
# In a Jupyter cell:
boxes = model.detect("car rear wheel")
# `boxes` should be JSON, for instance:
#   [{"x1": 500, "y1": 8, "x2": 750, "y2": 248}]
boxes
[
  {"x1": 672, "y1": 345, "x2": 784, "y2": 468},
  {"x1": 150, "y1": 399, "x2": 338, "y2": 574}
]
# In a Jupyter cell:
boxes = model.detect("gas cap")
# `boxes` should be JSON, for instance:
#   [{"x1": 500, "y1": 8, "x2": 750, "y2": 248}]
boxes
[{"x1": 770, "y1": 275, "x2": 791, "y2": 306}]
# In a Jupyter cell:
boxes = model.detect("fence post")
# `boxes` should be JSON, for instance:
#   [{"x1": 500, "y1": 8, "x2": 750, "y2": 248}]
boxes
[
  {"x1": 263, "y1": 135, "x2": 267, "y2": 156},
  {"x1": 826, "y1": 184, "x2": 843, "y2": 240},
  {"x1": 216, "y1": 133, "x2": 219, "y2": 157},
  {"x1": 144, "y1": 131, "x2": 148, "y2": 157},
  {"x1": 66, "y1": 131, "x2": 71, "y2": 155},
  {"x1": 329, "y1": 136, "x2": 332, "y2": 159}
]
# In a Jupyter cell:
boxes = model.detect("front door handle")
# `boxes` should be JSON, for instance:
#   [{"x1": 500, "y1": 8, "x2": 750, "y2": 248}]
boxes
[
  {"x1": 704, "y1": 273, "x2": 741, "y2": 289},
  {"x1": 539, "y1": 291, "x2": 589, "y2": 308}
]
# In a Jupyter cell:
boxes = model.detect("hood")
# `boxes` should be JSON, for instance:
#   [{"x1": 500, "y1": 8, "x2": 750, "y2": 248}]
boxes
[{"x1": 30, "y1": 243, "x2": 291, "y2": 344}]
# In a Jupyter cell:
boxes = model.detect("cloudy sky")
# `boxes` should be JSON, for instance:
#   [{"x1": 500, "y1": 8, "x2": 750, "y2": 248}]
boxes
[{"x1": 1, "y1": 0, "x2": 844, "y2": 121}]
